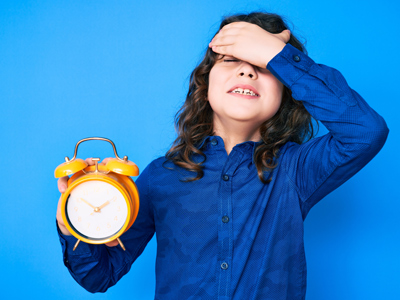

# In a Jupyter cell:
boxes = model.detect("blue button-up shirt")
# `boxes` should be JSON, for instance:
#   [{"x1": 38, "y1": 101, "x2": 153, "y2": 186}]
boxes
[{"x1": 58, "y1": 44, "x2": 388, "y2": 299}]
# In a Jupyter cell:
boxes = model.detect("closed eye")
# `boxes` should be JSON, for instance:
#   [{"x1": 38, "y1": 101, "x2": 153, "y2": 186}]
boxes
[{"x1": 223, "y1": 59, "x2": 240, "y2": 62}]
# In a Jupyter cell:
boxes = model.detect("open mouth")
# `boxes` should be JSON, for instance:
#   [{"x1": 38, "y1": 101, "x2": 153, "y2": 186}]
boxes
[
  {"x1": 229, "y1": 88, "x2": 259, "y2": 97},
  {"x1": 227, "y1": 85, "x2": 260, "y2": 97}
]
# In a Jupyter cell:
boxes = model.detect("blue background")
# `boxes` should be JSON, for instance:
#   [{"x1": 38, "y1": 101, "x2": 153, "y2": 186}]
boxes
[{"x1": 1, "y1": 0, "x2": 398, "y2": 299}]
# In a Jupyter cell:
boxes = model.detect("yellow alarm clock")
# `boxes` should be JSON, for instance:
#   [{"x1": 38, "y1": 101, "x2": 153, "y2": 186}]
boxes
[{"x1": 55, "y1": 137, "x2": 140, "y2": 251}]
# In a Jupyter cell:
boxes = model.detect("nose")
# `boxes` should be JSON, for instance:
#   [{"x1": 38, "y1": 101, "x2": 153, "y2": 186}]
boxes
[{"x1": 237, "y1": 62, "x2": 258, "y2": 80}]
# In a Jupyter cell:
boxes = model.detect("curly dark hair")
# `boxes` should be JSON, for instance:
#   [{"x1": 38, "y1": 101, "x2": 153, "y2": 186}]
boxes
[{"x1": 165, "y1": 12, "x2": 317, "y2": 183}]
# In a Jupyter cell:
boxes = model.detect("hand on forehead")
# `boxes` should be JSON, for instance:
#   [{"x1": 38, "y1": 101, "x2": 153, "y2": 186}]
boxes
[{"x1": 209, "y1": 22, "x2": 291, "y2": 68}]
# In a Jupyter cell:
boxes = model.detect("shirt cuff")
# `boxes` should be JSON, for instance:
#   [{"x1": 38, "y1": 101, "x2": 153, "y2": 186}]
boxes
[
  {"x1": 267, "y1": 43, "x2": 315, "y2": 88},
  {"x1": 56, "y1": 220, "x2": 94, "y2": 256}
]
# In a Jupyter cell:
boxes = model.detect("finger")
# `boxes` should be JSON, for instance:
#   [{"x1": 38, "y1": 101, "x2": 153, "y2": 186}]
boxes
[
  {"x1": 212, "y1": 27, "x2": 241, "y2": 42},
  {"x1": 218, "y1": 22, "x2": 254, "y2": 36},
  {"x1": 85, "y1": 157, "x2": 95, "y2": 165},
  {"x1": 56, "y1": 195, "x2": 64, "y2": 223},
  {"x1": 105, "y1": 240, "x2": 119, "y2": 247},
  {"x1": 56, "y1": 195, "x2": 72, "y2": 235},
  {"x1": 276, "y1": 29, "x2": 291, "y2": 44},
  {"x1": 58, "y1": 176, "x2": 69, "y2": 193},
  {"x1": 209, "y1": 35, "x2": 236, "y2": 48},
  {"x1": 220, "y1": 22, "x2": 246, "y2": 31},
  {"x1": 101, "y1": 157, "x2": 113, "y2": 165},
  {"x1": 211, "y1": 45, "x2": 231, "y2": 56},
  {"x1": 217, "y1": 26, "x2": 242, "y2": 36}
]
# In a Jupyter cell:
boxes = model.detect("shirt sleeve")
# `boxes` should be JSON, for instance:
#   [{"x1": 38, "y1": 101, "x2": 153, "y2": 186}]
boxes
[
  {"x1": 57, "y1": 163, "x2": 155, "y2": 293},
  {"x1": 267, "y1": 44, "x2": 389, "y2": 220}
]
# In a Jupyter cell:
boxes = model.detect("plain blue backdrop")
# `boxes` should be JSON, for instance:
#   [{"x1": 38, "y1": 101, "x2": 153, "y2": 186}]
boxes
[{"x1": 1, "y1": 0, "x2": 398, "y2": 299}]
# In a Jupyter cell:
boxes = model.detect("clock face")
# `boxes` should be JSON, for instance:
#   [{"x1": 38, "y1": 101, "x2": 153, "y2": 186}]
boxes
[{"x1": 65, "y1": 180, "x2": 128, "y2": 240}]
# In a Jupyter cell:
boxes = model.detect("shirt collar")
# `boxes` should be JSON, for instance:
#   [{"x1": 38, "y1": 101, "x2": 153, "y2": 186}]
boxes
[{"x1": 198, "y1": 136, "x2": 263, "y2": 157}]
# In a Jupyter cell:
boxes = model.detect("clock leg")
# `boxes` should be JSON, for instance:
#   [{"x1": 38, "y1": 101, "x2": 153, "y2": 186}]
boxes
[
  {"x1": 117, "y1": 238, "x2": 126, "y2": 251},
  {"x1": 73, "y1": 239, "x2": 81, "y2": 251}
]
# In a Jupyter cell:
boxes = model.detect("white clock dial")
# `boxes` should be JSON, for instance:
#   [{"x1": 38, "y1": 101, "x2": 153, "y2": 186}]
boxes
[{"x1": 66, "y1": 180, "x2": 128, "y2": 239}]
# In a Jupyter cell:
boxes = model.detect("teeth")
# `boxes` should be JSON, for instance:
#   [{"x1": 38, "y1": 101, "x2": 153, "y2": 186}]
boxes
[{"x1": 231, "y1": 88, "x2": 257, "y2": 96}]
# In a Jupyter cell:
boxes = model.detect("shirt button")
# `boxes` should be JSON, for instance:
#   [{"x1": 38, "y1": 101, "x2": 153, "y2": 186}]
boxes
[
  {"x1": 222, "y1": 174, "x2": 229, "y2": 181},
  {"x1": 293, "y1": 55, "x2": 301, "y2": 62},
  {"x1": 211, "y1": 139, "x2": 218, "y2": 146},
  {"x1": 221, "y1": 262, "x2": 229, "y2": 270},
  {"x1": 222, "y1": 216, "x2": 229, "y2": 223}
]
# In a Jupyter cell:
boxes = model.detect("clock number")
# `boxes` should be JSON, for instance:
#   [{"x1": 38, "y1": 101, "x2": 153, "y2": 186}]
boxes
[
  {"x1": 74, "y1": 207, "x2": 78, "y2": 212},
  {"x1": 112, "y1": 196, "x2": 117, "y2": 203},
  {"x1": 96, "y1": 226, "x2": 100, "y2": 231},
  {"x1": 94, "y1": 186, "x2": 100, "y2": 193},
  {"x1": 117, "y1": 206, "x2": 121, "y2": 211},
  {"x1": 78, "y1": 216, "x2": 82, "y2": 222},
  {"x1": 87, "y1": 223, "x2": 90, "y2": 228},
  {"x1": 82, "y1": 190, "x2": 88, "y2": 196},
  {"x1": 107, "y1": 223, "x2": 111, "y2": 228},
  {"x1": 114, "y1": 216, "x2": 118, "y2": 221}
]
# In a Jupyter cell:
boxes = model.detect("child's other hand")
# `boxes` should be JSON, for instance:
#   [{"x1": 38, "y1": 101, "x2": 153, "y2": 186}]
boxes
[
  {"x1": 56, "y1": 157, "x2": 118, "y2": 247},
  {"x1": 209, "y1": 22, "x2": 290, "y2": 68}
]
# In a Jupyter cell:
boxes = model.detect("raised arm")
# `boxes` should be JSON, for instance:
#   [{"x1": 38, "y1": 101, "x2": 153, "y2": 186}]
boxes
[
  {"x1": 210, "y1": 22, "x2": 389, "y2": 219},
  {"x1": 268, "y1": 43, "x2": 388, "y2": 218}
]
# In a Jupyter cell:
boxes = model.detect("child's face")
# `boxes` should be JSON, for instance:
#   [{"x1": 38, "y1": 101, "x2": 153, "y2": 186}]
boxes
[{"x1": 208, "y1": 56, "x2": 283, "y2": 130}]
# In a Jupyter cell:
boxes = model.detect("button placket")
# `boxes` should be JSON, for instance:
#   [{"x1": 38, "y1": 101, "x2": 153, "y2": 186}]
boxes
[{"x1": 217, "y1": 147, "x2": 244, "y2": 298}]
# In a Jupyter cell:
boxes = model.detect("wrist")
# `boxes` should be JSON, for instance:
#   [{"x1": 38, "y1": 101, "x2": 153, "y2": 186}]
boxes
[
  {"x1": 263, "y1": 43, "x2": 286, "y2": 67},
  {"x1": 57, "y1": 220, "x2": 72, "y2": 236}
]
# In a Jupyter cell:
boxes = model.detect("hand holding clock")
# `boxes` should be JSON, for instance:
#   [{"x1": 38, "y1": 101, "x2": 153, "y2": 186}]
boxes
[{"x1": 56, "y1": 157, "x2": 119, "y2": 247}]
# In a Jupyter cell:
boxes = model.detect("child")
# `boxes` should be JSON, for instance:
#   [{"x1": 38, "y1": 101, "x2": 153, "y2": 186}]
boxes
[{"x1": 56, "y1": 12, "x2": 388, "y2": 299}]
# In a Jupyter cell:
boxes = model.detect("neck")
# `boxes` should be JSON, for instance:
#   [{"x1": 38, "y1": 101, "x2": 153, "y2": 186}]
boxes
[{"x1": 213, "y1": 118, "x2": 261, "y2": 155}]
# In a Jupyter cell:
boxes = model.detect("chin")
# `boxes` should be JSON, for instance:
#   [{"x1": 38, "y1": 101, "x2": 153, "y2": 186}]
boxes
[
  {"x1": 228, "y1": 115, "x2": 266, "y2": 124},
  {"x1": 227, "y1": 110, "x2": 271, "y2": 121}
]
